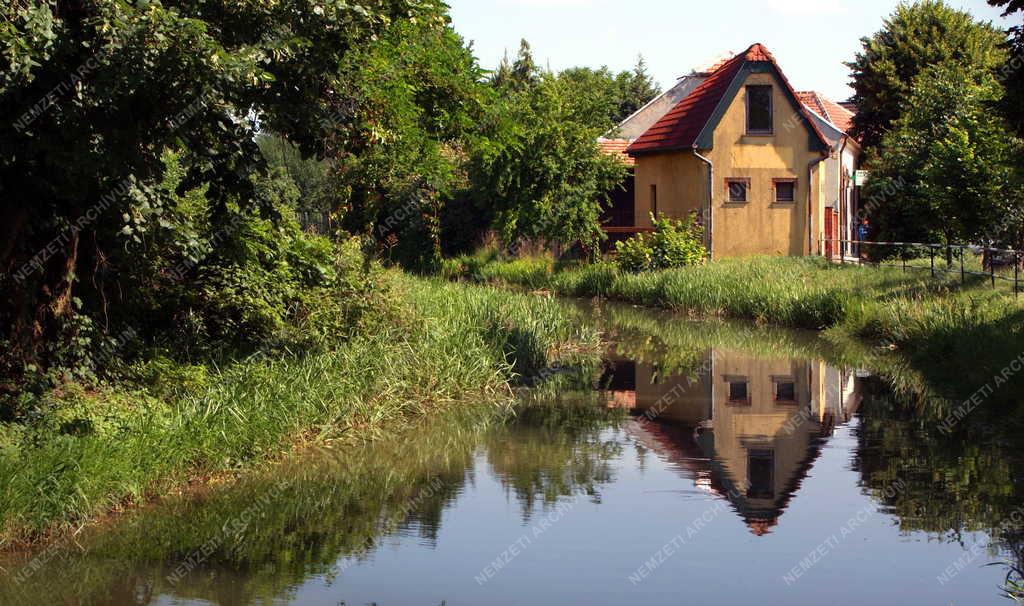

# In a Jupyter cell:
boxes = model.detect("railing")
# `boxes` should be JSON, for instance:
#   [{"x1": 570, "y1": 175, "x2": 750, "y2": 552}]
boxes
[{"x1": 822, "y1": 239, "x2": 1022, "y2": 297}]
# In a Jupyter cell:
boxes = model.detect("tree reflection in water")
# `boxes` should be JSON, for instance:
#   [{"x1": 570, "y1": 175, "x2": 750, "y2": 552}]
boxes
[{"x1": 2, "y1": 302, "x2": 1022, "y2": 604}]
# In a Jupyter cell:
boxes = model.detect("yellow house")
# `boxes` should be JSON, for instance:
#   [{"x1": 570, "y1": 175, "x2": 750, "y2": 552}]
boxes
[{"x1": 623, "y1": 44, "x2": 832, "y2": 258}]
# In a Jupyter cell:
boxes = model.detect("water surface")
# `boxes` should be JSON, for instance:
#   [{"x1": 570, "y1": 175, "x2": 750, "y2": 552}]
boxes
[{"x1": 2, "y1": 303, "x2": 1021, "y2": 605}]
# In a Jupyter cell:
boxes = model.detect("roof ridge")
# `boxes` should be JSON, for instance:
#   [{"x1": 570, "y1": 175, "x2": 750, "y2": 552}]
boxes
[{"x1": 627, "y1": 43, "x2": 830, "y2": 155}]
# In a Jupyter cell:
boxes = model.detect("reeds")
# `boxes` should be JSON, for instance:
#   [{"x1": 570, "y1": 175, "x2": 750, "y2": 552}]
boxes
[{"x1": 0, "y1": 274, "x2": 601, "y2": 543}]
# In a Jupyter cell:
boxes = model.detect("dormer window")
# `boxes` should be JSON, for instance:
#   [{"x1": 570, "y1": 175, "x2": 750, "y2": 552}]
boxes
[{"x1": 746, "y1": 85, "x2": 773, "y2": 134}]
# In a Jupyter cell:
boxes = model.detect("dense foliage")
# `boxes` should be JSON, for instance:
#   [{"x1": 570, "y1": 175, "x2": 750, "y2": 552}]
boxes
[
  {"x1": 851, "y1": 0, "x2": 1024, "y2": 249},
  {"x1": 468, "y1": 41, "x2": 629, "y2": 253},
  {"x1": 550, "y1": 57, "x2": 661, "y2": 128},
  {"x1": 846, "y1": 0, "x2": 1006, "y2": 149},
  {"x1": 0, "y1": 0, "x2": 428, "y2": 387},
  {"x1": 989, "y1": 0, "x2": 1024, "y2": 135},
  {"x1": 0, "y1": 3, "x2": 649, "y2": 391},
  {"x1": 614, "y1": 214, "x2": 706, "y2": 273},
  {"x1": 865, "y1": 60, "x2": 1024, "y2": 249}
]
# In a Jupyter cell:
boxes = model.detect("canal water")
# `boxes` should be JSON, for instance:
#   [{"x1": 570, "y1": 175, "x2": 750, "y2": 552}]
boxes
[{"x1": 1, "y1": 302, "x2": 1020, "y2": 605}]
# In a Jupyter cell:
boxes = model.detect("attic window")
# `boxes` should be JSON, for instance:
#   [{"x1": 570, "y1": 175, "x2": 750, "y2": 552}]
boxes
[{"x1": 746, "y1": 85, "x2": 773, "y2": 134}]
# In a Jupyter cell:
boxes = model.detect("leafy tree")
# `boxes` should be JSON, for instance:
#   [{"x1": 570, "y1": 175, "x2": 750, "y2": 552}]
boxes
[
  {"x1": 553, "y1": 66, "x2": 622, "y2": 131},
  {"x1": 866, "y1": 60, "x2": 1024, "y2": 251},
  {"x1": 614, "y1": 56, "x2": 661, "y2": 124},
  {"x1": 331, "y1": 11, "x2": 487, "y2": 270},
  {"x1": 847, "y1": 0, "x2": 1006, "y2": 149},
  {"x1": 470, "y1": 70, "x2": 626, "y2": 253},
  {"x1": 0, "y1": 0, "x2": 426, "y2": 380},
  {"x1": 491, "y1": 39, "x2": 539, "y2": 92},
  {"x1": 989, "y1": 0, "x2": 1024, "y2": 136},
  {"x1": 549, "y1": 58, "x2": 661, "y2": 131}
]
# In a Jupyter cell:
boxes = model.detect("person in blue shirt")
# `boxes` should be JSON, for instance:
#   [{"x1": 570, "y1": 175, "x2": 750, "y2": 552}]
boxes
[{"x1": 856, "y1": 218, "x2": 870, "y2": 259}]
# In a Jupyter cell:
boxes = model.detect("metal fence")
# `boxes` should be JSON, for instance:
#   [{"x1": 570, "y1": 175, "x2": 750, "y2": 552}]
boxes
[{"x1": 822, "y1": 239, "x2": 1022, "y2": 297}]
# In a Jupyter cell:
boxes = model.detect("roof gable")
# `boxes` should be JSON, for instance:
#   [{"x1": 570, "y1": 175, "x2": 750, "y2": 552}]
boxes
[{"x1": 627, "y1": 44, "x2": 830, "y2": 156}]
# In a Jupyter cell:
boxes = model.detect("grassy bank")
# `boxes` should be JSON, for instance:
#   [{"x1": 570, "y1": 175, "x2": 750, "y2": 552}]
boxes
[
  {"x1": 0, "y1": 274, "x2": 600, "y2": 545},
  {"x1": 442, "y1": 252, "x2": 1024, "y2": 394}
]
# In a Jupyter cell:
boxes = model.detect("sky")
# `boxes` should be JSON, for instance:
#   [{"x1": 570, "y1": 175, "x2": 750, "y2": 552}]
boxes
[{"x1": 446, "y1": 0, "x2": 1018, "y2": 102}]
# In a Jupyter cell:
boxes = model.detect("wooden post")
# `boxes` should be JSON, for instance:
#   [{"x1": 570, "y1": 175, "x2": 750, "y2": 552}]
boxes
[
  {"x1": 991, "y1": 247, "x2": 996, "y2": 288},
  {"x1": 960, "y1": 247, "x2": 965, "y2": 284},
  {"x1": 1015, "y1": 253, "x2": 1020, "y2": 299},
  {"x1": 930, "y1": 246, "x2": 935, "y2": 278}
]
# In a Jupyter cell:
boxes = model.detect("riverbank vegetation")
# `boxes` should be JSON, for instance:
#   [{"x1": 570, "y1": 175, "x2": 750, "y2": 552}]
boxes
[
  {"x1": 0, "y1": 0, "x2": 650, "y2": 544},
  {"x1": 442, "y1": 253, "x2": 1024, "y2": 395},
  {"x1": 0, "y1": 271, "x2": 601, "y2": 544}
]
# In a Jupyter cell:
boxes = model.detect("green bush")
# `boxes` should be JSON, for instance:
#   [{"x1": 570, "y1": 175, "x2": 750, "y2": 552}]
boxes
[{"x1": 614, "y1": 214, "x2": 705, "y2": 272}]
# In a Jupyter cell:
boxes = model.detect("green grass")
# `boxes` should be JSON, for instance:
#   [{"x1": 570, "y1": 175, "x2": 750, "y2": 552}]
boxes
[
  {"x1": 443, "y1": 252, "x2": 1024, "y2": 395},
  {"x1": 0, "y1": 273, "x2": 601, "y2": 544}
]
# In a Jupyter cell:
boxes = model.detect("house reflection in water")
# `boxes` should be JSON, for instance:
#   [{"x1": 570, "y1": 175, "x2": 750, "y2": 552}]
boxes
[{"x1": 601, "y1": 349, "x2": 862, "y2": 535}]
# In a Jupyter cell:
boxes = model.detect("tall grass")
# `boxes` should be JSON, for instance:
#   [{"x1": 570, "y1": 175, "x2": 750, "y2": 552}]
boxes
[
  {"x1": 0, "y1": 274, "x2": 601, "y2": 544},
  {"x1": 444, "y1": 252, "x2": 1024, "y2": 394}
]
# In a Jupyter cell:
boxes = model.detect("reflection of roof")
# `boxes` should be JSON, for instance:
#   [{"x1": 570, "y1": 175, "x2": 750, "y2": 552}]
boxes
[
  {"x1": 700, "y1": 429, "x2": 827, "y2": 536},
  {"x1": 747, "y1": 519, "x2": 776, "y2": 536},
  {"x1": 795, "y1": 91, "x2": 856, "y2": 136},
  {"x1": 627, "y1": 43, "x2": 829, "y2": 155},
  {"x1": 627, "y1": 415, "x2": 828, "y2": 537},
  {"x1": 597, "y1": 138, "x2": 635, "y2": 166}
]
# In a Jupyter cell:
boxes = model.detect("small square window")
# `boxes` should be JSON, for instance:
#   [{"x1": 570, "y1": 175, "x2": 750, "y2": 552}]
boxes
[
  {"x1": 728, "y1": 379, "x2": 749, "y2": 403},
  {"x1": 726, "y1": 179, "x2": 748, "y2": 203},
  {"x1": 774, "y1": 380, "x2": 796, "y2": 402},
  {"x1": 774, "y1": 180, "x2": 796, "y2": 203}
]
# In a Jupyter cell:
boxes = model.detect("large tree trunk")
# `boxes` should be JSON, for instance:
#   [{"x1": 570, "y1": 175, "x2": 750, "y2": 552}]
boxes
[{"x1": 3, "y1": 213, "x2": 82, "y2": 384}]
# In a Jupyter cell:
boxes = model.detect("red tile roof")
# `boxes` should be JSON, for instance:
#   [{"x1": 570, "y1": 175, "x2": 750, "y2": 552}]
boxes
[
  {"x1": 597, "y1": 138, "x2": 635, "y2": 166},
  {"x1": 627, "y1": 43, "x2": 830, "y2": 156},
  {"x1": 795, "y1": 91, "x2": 827, "y2": 119},
  {"x1": 796, "y1": 90, "x2": 856, "y2": 136}
]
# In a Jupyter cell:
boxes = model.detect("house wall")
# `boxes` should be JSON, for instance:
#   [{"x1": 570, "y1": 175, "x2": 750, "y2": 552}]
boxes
[
  {"x1": 709, "y1": 72, "x2": 825, "y2": 257},
  {"x1": 632, "y1": 152, "x2": 706, "y2": 227},
  {"x1": 631, "y1": 71, "x2": 828, "y2": 257}
]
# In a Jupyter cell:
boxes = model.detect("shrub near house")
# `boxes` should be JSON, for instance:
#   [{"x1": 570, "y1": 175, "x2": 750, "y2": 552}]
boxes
[{"x1": 615, "y1": 214, "x2": 705, "y2": 272}]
